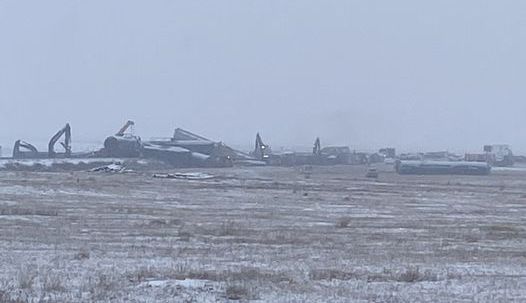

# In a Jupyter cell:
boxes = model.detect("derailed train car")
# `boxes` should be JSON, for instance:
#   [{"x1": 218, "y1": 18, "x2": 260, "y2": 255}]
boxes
[
  {"x1": 102, "y1": 129, "x2": 236, "y2": 168},
  {"x1": 395, "y1": 160, "x2": 491, "y2": 176},
  {"x1": 5, "y1": 120, "x2": 247, "y2": 170},
  {"x1": 146, "y1": 128, "x2": 260, "y2": 167},
  {"x1": 100, "y1": 123, "x2": 267, "y2": 168}
]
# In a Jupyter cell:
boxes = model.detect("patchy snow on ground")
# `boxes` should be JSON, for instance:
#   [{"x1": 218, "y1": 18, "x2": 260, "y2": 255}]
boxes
[
  {"x1": 0, "y1": 164, "x2": 526, "y2": 302},
  {"x1": 90, "y1": 163, "x2": 134, "y2": 173},
  {"x1": 153, "y1": 172, "x2": 215, "y2": 180}
]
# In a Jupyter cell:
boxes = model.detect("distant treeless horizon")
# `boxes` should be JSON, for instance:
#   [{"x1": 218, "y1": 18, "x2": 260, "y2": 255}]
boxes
[{"x1": 1, "y1": 1, "x2": 525, "y2": 153}]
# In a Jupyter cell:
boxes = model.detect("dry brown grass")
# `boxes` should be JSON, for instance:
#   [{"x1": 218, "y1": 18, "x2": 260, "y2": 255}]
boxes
[
  {"x1": 16, "y1": 266, "x2": 36, "y2": 290},
  {"x1": 225, "y1": 283, "x2": 259, "y2": 301},
  {"x1": 42, "y1": 274, "x2": 66, "y2": 292},
  {"x1": 89, "y1": 273, "x2": 121, "y2": 300},
  {"x1": 0, "y1": 207, "x2": 58, "y2": 217},
  {"x1": 309, "y1": 269, "x2": 355, "y2": 281},
  {"x1": 309, "y1": 267, "x2": 439, "y2": 283},
  {"x1": 127, "y1": 266, "x2": 157, "y2": 283},
  {"x1": 2, "y1": 166, "x2": 526, "y2": 302}
]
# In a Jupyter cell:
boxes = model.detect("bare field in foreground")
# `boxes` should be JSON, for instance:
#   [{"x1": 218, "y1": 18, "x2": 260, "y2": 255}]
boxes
[{"x1": 1, "y1": 164, "x2": 526, "y2": 302}]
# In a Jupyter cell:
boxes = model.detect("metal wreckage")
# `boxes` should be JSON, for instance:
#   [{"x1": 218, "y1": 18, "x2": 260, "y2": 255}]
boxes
[
  {"x1": 5, "y1": 120, "x2": 364, "y2": 170},
  {"x1": 13, "y1": 123, "x2": 72, "y2": 159},
  {"x1": 6, "y1": 121, "x2": 261, "y2": 169},
  {"x1": 3, "y1": 120, "x2": 513, "y2": 175},
  {"x1": 249, "y1": 133, "x2": 358, "y2": 166},
  {"x1": 101, "y1": 121, "x2": 257, "y2": 167},
  {"x1": 248, "y1": 133, "x2": 398, "y2": 166}
]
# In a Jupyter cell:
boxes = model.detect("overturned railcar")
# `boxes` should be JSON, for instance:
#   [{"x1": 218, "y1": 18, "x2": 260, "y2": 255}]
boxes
[
  {"x1": 149, "y1": 128, "x2": 252, "y2": 166},
  {"x1": 396, "y1": 160, "x2": 491, "y2": 176},
  {"x1": 103, "y1": 135, "x2": 143, "y2": 158}
]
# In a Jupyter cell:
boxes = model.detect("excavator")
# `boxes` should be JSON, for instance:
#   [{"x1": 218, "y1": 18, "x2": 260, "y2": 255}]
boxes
[
  {"x1": 12, "y1": 123, "x2": 72, "y2": 159},
  {"x1": 48, "y1": 123, "x2": 71, "y2": 158},
  {"x1": 252, "y1": 133, "x2": 272, "y2": 160},
  {"x1": 313, "y1": 137, "x2": 321, "y2": 156},
  {"x1": 251, "y1": 133, "x2": 352, "y2": 166},
  {"x1": 12, "y1": 140, "x2": 40, "y2": 159},
  {"x1": 251, "y1": 134, "x2": 324, "y2": 166}
]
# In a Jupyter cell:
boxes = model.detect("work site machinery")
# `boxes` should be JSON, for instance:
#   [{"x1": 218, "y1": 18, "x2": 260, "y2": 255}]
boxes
[
  {"x1": 252, "y1": 133, "x2": 272, "y2": 161},
  {"x1": 12, "y1": 140, "x2": 40, "y2": 159},
  {"x1": 48, "y1": 123, "x2": 71, "y2": 158},
  {"x1": 12, "y1": 123, "x2": 72, "y2": 159},
  {"x1": 116, "y1": 120, "x2": 135, "y2": 137},
  {"x1": 103, "y1": 120, "x2": 143, "y2": 157}
]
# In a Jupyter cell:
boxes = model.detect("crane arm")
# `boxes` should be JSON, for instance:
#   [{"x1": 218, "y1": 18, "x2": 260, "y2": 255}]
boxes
[{"x1": 116, "y1": 120, "x2": 135, "y2": 136}]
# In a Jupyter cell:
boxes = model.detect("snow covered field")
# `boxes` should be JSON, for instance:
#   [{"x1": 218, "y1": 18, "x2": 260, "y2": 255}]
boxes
[{"x1": 0, "y1": 164, "x2": 525, "y2": 302}]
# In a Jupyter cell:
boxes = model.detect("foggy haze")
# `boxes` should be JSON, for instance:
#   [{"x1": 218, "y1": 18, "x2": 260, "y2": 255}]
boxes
[{"x1": 1, "y1": 1, "x2": 525, "y2": 154}]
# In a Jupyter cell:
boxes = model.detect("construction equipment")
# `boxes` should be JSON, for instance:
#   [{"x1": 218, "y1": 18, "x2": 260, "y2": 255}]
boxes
[
  {"x1": 484, "y1": 145, "x2": 514, "y2": 167},
  {"x1": 116, "y1": 120, "x2": 135, "y2": 137},
  {"x1": 312, "y1": 137, "x2": 352, "y2": 165},
  {"x1": 250, "y1": 133, "x2": 288, "y2": 165},
  {"x1": 313, "y1": 138, "x2": 321, "y2": 156},
  {"x1": 251, "y1": 133, "x2": 355, "y2": 166},
  {"x1": 48, "y1": 124, "x2": 72, "y2": 158},
  {"x1": 12, "y1": 123, "x2": 72, "y2": 159},
  {"x1": 13, "y1": 140, "x2": 40, "y2": 159},
  {"x1": 252, "y1": 133, "x2": 272, "y2": 160}
]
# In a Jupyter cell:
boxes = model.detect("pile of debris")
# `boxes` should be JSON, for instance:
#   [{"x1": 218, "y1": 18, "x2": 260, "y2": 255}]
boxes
[
  {"x1": 250, "y1": 134, "x2": 355, "y2": 166},
  {"x1": 7, "y1": 121, "x2": 256, "y2": 170},
  {"x1": 90, "y1": 163, "x2": 133, "y2": 173},
  {"x1": 5, "y1": 119, "x2": 517, "y2": 175},
  {"x1": 100, "y1": 122, "x2": 260, "y2": 168}
]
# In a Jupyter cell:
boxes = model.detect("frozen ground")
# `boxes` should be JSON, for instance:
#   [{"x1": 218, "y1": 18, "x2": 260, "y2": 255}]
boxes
[{"x1": 0, "y1": 164, "x2": 526, "y2": 302}]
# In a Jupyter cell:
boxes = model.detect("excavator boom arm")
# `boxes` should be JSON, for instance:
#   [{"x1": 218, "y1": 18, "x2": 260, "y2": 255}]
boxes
[
  {"x1": 116, "y1": 120, "x2": 135, "y2": 136},
  {"x1": 48, "y1": 124, "x2": 71, "y2": 157}
]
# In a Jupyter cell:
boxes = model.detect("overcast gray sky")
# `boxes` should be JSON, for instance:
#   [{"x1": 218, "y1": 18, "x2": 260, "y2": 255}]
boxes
[{"x1": 1, "y1": 1, "x2": 525, "y2": 153}]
